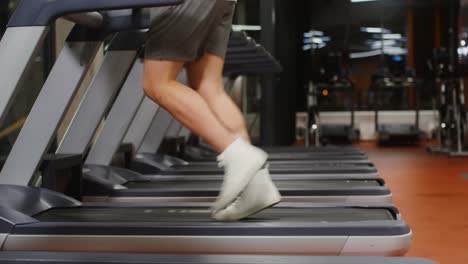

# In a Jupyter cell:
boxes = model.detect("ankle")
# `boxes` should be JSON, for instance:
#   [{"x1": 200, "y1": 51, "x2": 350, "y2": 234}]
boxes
[
  {"x1": 218, "y1": 138, "x2": 267, "y2": 165},
  {"x1": 210, "y1": 134, "x2": 237, "y2": 154},
  {"x1": 219, "y1": 137, "x2": 248, "y2": 158},
  {"x1": 237, "y1": 133, "x2": 251, "y2": 144}
]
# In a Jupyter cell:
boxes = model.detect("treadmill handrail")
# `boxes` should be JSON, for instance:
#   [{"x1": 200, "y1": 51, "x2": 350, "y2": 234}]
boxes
[
  {"x1": 8, "y1": 0, "x2": 184, "y2": 27},
  {"x1": 64, "y1": 12, "x2": 104, "y2": 28}
]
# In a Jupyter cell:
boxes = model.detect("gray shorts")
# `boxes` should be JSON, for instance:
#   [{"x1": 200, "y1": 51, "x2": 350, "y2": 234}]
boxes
[{"x1": 145, "y1": 0, "x2": 236, "y2": 62}]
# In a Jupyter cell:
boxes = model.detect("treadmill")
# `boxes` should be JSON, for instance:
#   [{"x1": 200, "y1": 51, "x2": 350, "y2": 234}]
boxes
[
  {"x1": 83, "y1": 164, "x2": 392, "y2": 203},
  {"x1": 124, "y1": 107, "x2": 370, "y2": 168},
  {"x1": 311, "y1": 71, "x2": 358, "y2": 146},
  {"x1": 0, "y1": 1, "x2": 411, "y2": 256},
  {"x1": 123, "y1": 112, "x2": 370, "y2": 169},
  {"x1": 182, "y1": 147, "x2": 370, "y2": 162},
  {"x1": 371, "y1": 68, "x2": 422, "y2": 146},
  {"x1": 0, "y1": 185, "x2": 411, "y2": 255},
  {"x1": 129, "y1": 132, "x2": 377, "y2": 176},
  {"x1": 126, "y1": 110, "x2": 375, "y2": 176},
  {"x1": 0, "y1": 253, "x2": 439, "y2": 264},
  {"x1": 182, "y1": 145, "x2": 370, "y2": 162}
]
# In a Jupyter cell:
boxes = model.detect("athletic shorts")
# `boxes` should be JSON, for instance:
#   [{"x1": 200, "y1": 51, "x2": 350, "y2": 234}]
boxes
[{"x1": 145, "y1": 0, "x2": 236, "y2": 62}]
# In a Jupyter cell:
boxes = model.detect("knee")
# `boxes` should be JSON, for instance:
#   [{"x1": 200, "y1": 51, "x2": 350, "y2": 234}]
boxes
[
  {"x1": 143, "y1": 77, "x2": 171, "y2": 102},
  {"x1": 196, "y1": 82, "x2": 226, "y2": 102}
]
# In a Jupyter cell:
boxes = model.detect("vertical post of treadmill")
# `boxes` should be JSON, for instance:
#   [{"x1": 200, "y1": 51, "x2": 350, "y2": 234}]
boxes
[
  {"x1": 57, "y1": 32, "x2": 141, "y2": 155},
  {"x1": 260, "y1": 0, "x2": 276, "y2": 146},
  {"x1": 448, "y1": 0, "x2": 459, "y2": 71},
  {"x1": 456, "y1": 78, "x2": 463, "y2": 153},
  {"x1": 415, "y1": 79, "x2": 420, "y2": 134},
  {"x1": 0, "y1": 27, "x2": 48, "y2": 126},
  {"x1": 350, "y1": 82, "x2": 355, "y2": 141},
  {"x1": 138, "y1": 108, "x2": 174, "y2": 154},
  {"x1": 304, "y1": 82, "x2": 311, "y2": 148},
  {"x1": 375, "y1": 90, "x2": 380, "y2": 134},
  {"x1": 85, "y1": 61, "x2": 145, "y2": 166},
  {"x1": 123, "y1": 99, "x2": 161, "y2": 151}
]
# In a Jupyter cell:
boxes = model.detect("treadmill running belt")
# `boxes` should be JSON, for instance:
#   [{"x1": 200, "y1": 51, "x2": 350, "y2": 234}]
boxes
[
  {"x1": 35, "y1": 207, "x2": 394, "y2": 223},
  {"x1": 174, "y1": 163, "x2": 375, "y2": 169},
  {"x1": 124, "y1": 180, "x2": 381, "y2": 190}
]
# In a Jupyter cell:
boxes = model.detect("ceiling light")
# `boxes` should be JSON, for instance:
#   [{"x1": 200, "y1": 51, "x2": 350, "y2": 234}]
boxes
[
  {"x1": 350, "y1": 49, "x2": 382, "y2": 59},
  {"x1": 351, "y1": 0, "x2": 380, "y2": 2},
  {"x1": 232, "y1": 25, "x2": 262, "y2": 31},
  {"x1": 304, "y1": 30, "x2": 324, "y2": 38},
  {"x1": 383, "y1": 33, "x2": 403, "y2": 40},
  {"x1": 361, "y1": 27, "x2": 391, "y2": 34}
]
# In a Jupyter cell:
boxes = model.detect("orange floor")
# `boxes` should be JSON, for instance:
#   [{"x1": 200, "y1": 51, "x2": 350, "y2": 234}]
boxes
[{"x1": 357, "y1": 142, "x2": 468, "y2": 264}]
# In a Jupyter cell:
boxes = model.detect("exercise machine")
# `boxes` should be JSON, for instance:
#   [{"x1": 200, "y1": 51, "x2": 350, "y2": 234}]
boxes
[
  {"x1": 427, "y1": 49, "x2": 468, "y2": 156},
  {"x1": 371, "y1": 66, "x2": 422, "y2": 146},
  {"x1": 307, "y1": 53, "x2": 359, "y2": 146},
  {"x1": 0, "y1": 185, "x2": 410, "y2": 255}
]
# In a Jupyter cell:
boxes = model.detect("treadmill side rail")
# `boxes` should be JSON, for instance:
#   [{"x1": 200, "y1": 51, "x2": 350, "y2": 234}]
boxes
[
  {"x1": 0, "y1": 253, "x2": 440, "y2": 264},
  {"x1": 340, "y1": 231, "x2": 413, "y2": 256},
  {"x1": 4, "y1": 236, "x2": 348, "y2": 254},
  {"x1": 3, "y1": 233, "x2": 411, "y2": 256}
]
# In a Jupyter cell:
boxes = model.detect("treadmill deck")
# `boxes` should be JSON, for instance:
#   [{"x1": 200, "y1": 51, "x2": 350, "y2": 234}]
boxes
[
  {"x1": 124, "y1": 179, "x2": 381, "y2": 191},
  {"x1": 34, "y1": 207, "x2": 395, "y2": 223}
]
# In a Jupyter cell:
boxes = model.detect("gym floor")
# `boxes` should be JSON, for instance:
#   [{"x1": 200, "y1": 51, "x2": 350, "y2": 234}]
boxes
[{"x1": 357, "y1": 142, "x2": 468, "y2": 264}]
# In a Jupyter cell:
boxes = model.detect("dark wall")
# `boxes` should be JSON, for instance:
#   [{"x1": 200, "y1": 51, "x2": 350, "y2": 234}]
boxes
[
  {"x1": 274, "y1": 0, "x2": 302, "y2": 145},
  {"x1": 259, "y1": 0, "x2": 304, "y2": 146},
  {"x1": 0, "y1": 1, "x2": 9, "y2": 37},
  {"x1": 412, "y1": 0, "x2": 441, "y2": 79}
]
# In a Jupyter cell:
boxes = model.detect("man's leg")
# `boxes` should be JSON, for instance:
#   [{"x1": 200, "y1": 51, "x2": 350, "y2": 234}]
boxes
[
  {"x1": 144, "y1": 59, "x2": 268, "y2": 212},
  {"x1": 143, "y1": 59, "x2": 236, "y2": 153},
  {"x1": 186, "y1": 53, "x2": 251, "y2": 142},
  {"x1": 184, "y1": 54, "x2": 281, "y2": 221}
]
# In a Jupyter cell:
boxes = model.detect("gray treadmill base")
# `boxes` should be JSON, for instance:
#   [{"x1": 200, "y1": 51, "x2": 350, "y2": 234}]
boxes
[
  {"x1": 3, "y1": 233, "x2": 412, "y2": 256},
  {"x1": 0, "y1": 252, "x2": 438, "y2": 264}
]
